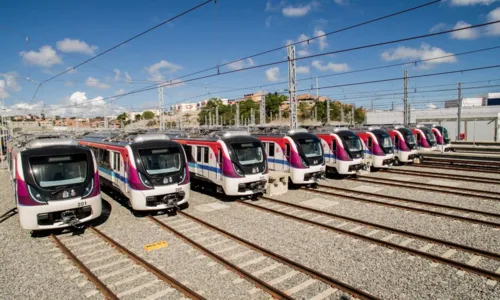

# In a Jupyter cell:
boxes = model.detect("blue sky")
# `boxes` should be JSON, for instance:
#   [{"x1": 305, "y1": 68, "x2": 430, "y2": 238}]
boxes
[{"x1": 1, "y1": 0, "x2": 500, "y2": 116}]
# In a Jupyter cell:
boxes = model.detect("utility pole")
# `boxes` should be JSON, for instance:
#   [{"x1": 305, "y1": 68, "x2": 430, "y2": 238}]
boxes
[
  {"x1": 341, "y1": 106, "x2": 345, "y2": 124},
  {"x1": 205, "y1": 115, "x2": 208, "y2": 127},
  {"x1": 391, "y1": 101, "x2": 394, "y2": 111},
  {"x1": 408, "y1": 104, "x2": 411, "y2": 124},
  {"x1": 287, "y1": 45, "x2": 298, "y2": 129},
  {"x1": 371, "y1": 99, "x2": 374, "y2": 111},
  {"x1": 403, "y1": 70, "x2": 408, "y2": 126},
  {"x1": 279, "y1": 107, "x2": 282, "y2": 123},
  {"x1": 351, "y1": 104, "x2": 355, "y2": 126},
  {"x1": 326, "y1": 99, "x2": 330, "y2": 124},
  {"x1": 260, "y1": 92, "x2": 266, "y2": 125},
  {"x1": 209, "y1": 112, "x2": 212, "y2": 128},
  {"x1": 250, "y1": 108, "x2": 255, "y2": 125},
  {"x1": 158, "y1": 86, "x2": 164, "y2": 130},
  {"x1": 316, "y1": 77, "x2": 319, "y2": 98},
  {"x1": 215, "y1": 105, "x2": 219, "y2": 128},
  {"x1": 314, "y1": 106, "x2": 317, "y2": 123},
  {"x1": 457, "y1": 82, "x2": 462, "y2": 140},
  {"x1": 235, "y1": 103, "x2": 240, "y2": 127}
]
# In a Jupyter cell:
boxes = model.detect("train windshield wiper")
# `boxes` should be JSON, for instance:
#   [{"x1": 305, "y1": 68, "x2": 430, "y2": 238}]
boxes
[{"x1": 51, "y1": 184, "x2": 75, "y2": 195}]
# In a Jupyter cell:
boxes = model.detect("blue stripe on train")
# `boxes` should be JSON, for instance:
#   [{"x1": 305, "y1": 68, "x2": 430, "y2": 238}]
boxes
[
  {"x1": 98, "y1": 166, "x2": 128, "y2": 184},
  {"x1": 268, "y1": 157, "x2": 289, "y2": 166},
  {"x1": 188, "y1": 162, "x2": 222, "y2": 174}
]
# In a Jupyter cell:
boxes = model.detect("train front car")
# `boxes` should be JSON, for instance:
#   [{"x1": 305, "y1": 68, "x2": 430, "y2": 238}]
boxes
[
  {"x1": 257, "y1": 128, "x2": 325, "y2": 184},
  {"x1": 173, "y1": 131, "x2": 268, "y2": 196},
  {"x1": 431, "y1": 125, "x2": 451, "y2": 152},
  {"x1": 411, "y1": 125, "x2": 437, "y2": 151},
  {"x1": 314, "y1": 128, "x2": 365, "y2": 175},
  {"x1": 355, "y1": 127, "x2": 395, "y2": 169},
  {"x1": 80, "y1": 133, "x2": 190, "y2": 211},
  {"x1": 386, "y1": 126, "x2": 419, "y2": 164},
  {"x1": 11, "y1": 138, "x2": 101, "y2": 231}
]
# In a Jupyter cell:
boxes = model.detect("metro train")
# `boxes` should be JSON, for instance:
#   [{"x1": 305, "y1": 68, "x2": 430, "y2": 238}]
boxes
[
  {"x1": 78, "y1": 132, "x2": 190, "y2": 211},
  {"x1": 383, "y1": 126, "x2": 419, "y2": 164},
  {"x1": 170, "y1": 130, "x2": 268, "y2": 196},
  {"x1": 313, "y1": 127, "x2": 366, "y2": 175},
  {"x1": 354, "y1": 127, "x2": 395, "y2": 168},
  {"x1": 411, "y1": 125, "x2": 437, "y2": 151},
  {"x1": 7, "y1": 135, "x2": 102, "y2": 231},
  {"x1": 430, "y1": 125, "x2": 451, "y2": 152},
  {"x1": 254, "y1": 128, "x2": 326, "y2": 184}
]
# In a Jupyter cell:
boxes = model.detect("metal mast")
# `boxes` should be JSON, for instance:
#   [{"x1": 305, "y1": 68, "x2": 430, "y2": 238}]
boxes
[
  {"x1": 158, "y1": 86, "x2": 164, "y2": 130},
  {"x1": 403, "y1": 70, "x2": 408, "y2": 126},
  {"x1": 235, "y1": 103, "x2": 240, "y2": 127},
  {"x1": 215, "y1": 105, "x2": 219, "y2": 127},
  {"x1": 287, "y1": 45, "x2": 298, "y2": 129},
  {"x1": 457, "y1": 82, "x2": 462, "y2": 140},
  {"x1": 260, "y1": 92, "x2": 266, "y2": 125}
]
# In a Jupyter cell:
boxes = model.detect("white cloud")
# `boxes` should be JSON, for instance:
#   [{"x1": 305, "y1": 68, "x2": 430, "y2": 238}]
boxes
[
  {"x1": 266, "y1": 0, "x2": 285, "y2": 11},
  {"x1": 449, "y1": 0, "x2": 497, "y2": 6},
  {"x1": 265, "y1": 67, "x2": 280, "y2": 81},
  {"x1": 0, "y1": 72, "x2": 21, "y2": 99},
  {"x1": 429, "y1": 22, "x2": 448, "y2": 33},
  {"x1": 115, "y1": 88, "x2": 125, "y2": 95},
  {"x1": 20, "y1": 45, "x2": 63, "y2": 68},
  {"x1": 282, "y1": 4, "x2": 312, "y2": 17},
  {"x1": 311, "y1": 60, "x2": 350, "y2": 72},
  {"x1": 146, "y1": 60, "x2": 183, "y2": 81},
  {"x1": 426, "y1": 103, "x2": 437, "y2": 109},
  {"x1": 381, "y1": 43, "x2": 457, "y2": 69},
  {"x1": 124, "y1": 72, "x2": 132, "y2": 84},
  {"x1": 86, "y1": 76, "x2": 111, "y2": 89},
  {"x1": 56, "y1": 38, "x2": 98, "y2": 55},
  {"x1": 227, "y1": 58, "x2": 255, "y2": 70},
  {"x1": 297, "y1": 49, "x2": 312, "y2": 57},
  {"x1": 451, "y1": 21, "x2": 480, "y2": 39},
  {"x1": 314, "y1": 28, "x2": 328, "y2": 50},
  {"x1": 486, "y1": 7, "x2": 500, "y2": 36},
  {"x1": 113, "y1": 69, "x2": 121, "y2": 81},
  {"x1": 296, "y1": 66, "x2": 310, "y2": 74}
]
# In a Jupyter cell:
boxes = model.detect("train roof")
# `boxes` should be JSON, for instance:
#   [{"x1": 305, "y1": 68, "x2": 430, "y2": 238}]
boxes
[
  {"x1": 169, "y1": 130, "x2": 263, "y2": 143},
  {"x1": 10, "y1": 133, "x2": 81, "y2": 152},
  {"x1": 79, "y1": 131, "x2": 172, "y2": 147}
]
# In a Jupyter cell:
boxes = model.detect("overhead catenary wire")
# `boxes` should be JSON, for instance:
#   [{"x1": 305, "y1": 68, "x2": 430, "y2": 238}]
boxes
[{"x1": 30, "y1": 0, "x2": 214, "y2": 101}]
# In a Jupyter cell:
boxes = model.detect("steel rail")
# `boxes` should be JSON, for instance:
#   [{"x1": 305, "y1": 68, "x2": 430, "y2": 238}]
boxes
[
  {"x1": 352, "y1": 176, "x2": 500, "y2": 201},
  {"x1": 258, "y1": 196, "x2": 500, "y2": 261},
  {"x1": 413, "y1": 163, "x2": 500, "y2": 175},
  {"x1": 50, "y1": 234, "x2": 119, "y2": 300},
  {"x1": 147, "y1": 216, "x2": 293, "y2": 300},
  {"x1": 89, "y1": 227, "x2": 205, "y2": 300},
  {"x1": 423, "y1": 158, "x2": 500, "y2": 167},
  {"x1": 310, "y1": 186, "x2": 500, "y2": 227},
  {"x1": 422, "y1": 162, "x2": 500, "y2": 172},
  {"x1": 381, "y1": 169, "x2": 499, "y2": 185},
  {"x1": 239, "y1": 201, "x2": 500, "y2": 282},
  {"x1": 150, "y1": 213, "x2": 380, "y2": 300}
]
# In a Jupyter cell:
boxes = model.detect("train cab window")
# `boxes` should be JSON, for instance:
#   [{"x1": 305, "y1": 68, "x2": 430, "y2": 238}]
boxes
[
  {"x1": 203, "y1": 147, "x2": 209, "y2": 163},
  {"x1": 196, "y1": 147, "x2": 202, "y2": 162},
  {"x1": 331, "y1": 139, "x2": 337, "y2": 152},
  {"x1": 99, "y1": 149, "x2": 110, "y2": 168},
  {"x1": 268, "y1": 143, "x2": 275, "y2": 157},
  {"x1": 367, "y1": 137, "x2": 373, "y2": 149},
  {"x1": 183, "y1": 145, "x2": 194, "y2": 163},
  {"x1": 416, "y1": 133, "x2": 421, "y2": 142},
  {"x1": 217, "y1": 148, "x2": 222, "y2": 165},
  {"x1": 285, "y1": 144, "x2": 290, "y2": 157},
  {"x1": 394, "y1": 135, "x2": 399, "y2": 147},
  {"x1": 113, "y1": 152, "x2": 120, "y2": 171}
]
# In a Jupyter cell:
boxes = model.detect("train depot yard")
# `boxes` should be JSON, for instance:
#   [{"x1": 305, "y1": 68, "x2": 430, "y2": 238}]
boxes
[{"x1": 3, "y1": 0, "x2": 500, "y2": 299}]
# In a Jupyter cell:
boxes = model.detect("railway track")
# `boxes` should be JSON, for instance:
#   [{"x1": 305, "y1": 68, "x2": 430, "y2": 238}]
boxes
[
  {"x1": 242, "y1": 198, "x2": 500, "y2": 283},
  {"x1": 381, "y1": 168, "x2": 499, "y2": 185},
  {"x1": 423, "y1": 158, "x2": 500, "y2": 168},
  {"x1": 51, "y1": 227, "x2": 204, "y2": 300},
  {"x1": 414, "y1": 163, "x2": 500, "y2": 175},
  {"x1": 148, "y1": 212, "x2": 380, "y2": 300},
  {"x1": 351, "y1": 176, "x2": 500, "y2": 201},
  {"x1": 310, "y1": 184, "x2": 500, "y2": 228}
]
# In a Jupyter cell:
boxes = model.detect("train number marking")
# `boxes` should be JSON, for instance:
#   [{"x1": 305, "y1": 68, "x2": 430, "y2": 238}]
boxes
[
  {"x1": 175, "y1": 187, "x2": 183, "y2": 192},
  {"x1": 77, "y1": 201, "x2": 87, "y2": 207}
]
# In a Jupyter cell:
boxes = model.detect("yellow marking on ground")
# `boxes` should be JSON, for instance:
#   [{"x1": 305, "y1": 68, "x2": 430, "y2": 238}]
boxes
[{"x1": 144, "y1": 241, "x2": 168, "y2": 252}]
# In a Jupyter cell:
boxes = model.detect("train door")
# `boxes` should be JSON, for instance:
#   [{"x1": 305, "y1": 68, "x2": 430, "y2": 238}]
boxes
[
  {"x1": 284, "y1": 142, "x2": 291, "y2": 172},
  {"x1": 331, "y1": 138, "x2": 337, "y2": 164},
  {"x1": 216, "y1": 147, "x2": 223, "y2": 181},
  {"x1": 366, "y1": 137, "x2": 373, "y2": 153},
  {"x1": 266, "y1": 142, "x2": 276, "y2": 171},
  {"x1": 394, "y1": 134, "x2": 399, "y2": 153},
  {"x1": 202, "y1": 147, "x2": 210, "y2": 178},
  {"x1": 196, "y1": 146, "x2": 203, "y2": 177},
  {"x1": 416, "y1": 132, "x2": 421, "y2": 147},
  {"x1": 111, "y1": 151, "x2": 122, "y2": 190}
]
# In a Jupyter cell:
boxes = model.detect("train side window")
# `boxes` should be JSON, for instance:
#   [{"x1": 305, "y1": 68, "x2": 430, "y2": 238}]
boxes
[
  {"x1": 203, "y1": 147, "x2": 209, "y2": 163},
  {"x1": 100, "y1": 149, "x2": 110, "y2": 168},
  {"x1": 394, "y1": 135, "x2": 399, "y2": 146},
  {"x1": 217, "y1": 148, "x2": 222, "y2": 165},
  {"x1": 268, "y1": 143, "x2": 275, "y2": 157},
  {"x1": 183, "y1": 145, "x2": 194, "y2": 162},
  {"x1": 285, "y1": 144, "x2": 290, "y2": 157},
  {"x1": 367, "y1": 137, "x2": 372, "y2": 149},
  {"x1": 331, "y1": 139, "x2": 337, "y2": 152},
  {"x1": 416, "y1": 133, "x2": 421, "y2": 142},
  {"x1": 113, "y1": 152, "x2": 120, "y2": 171},
  {"x1": 196, "y1": 146, "x2": 202, "y2": 162}
]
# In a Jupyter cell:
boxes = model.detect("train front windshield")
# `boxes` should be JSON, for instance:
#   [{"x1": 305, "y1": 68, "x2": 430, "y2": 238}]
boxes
[
  {"x1": 232, "y1": 142, "x2": 264, "y2": 165},
  {"x1": 30, "y1": 154, "x2": 87, "y2": 188},
  {"x1": 374, "y1": 131, "x2": 394, "y2": 154},
  {"x1": 422, "y1": 128, "x2": 436, "y2": 145},
  {"x1": 398, "y1": 128, "x2": 416, "y2": 149},
  {"x1": 298, "y1": 138, "x2": 323, "y2": 158},
  {"x1": 139, "y1": 148, "x2": 181, "y2": 175},
  {"x1": 437, "y1": 126, "x2": 450, "y2": 144},
  {"x1": 342, "y1": 135, "x2": 363, "y2": 152}
]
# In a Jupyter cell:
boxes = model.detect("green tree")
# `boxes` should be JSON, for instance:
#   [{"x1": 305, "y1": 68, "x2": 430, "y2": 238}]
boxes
[
  {"x1": 142, "y1": 111, "x2": 155, "y2": 120},
  {"x1": 117, "y1": 112, "x2": 128, "y2": 122},
  {"x1": 298, "y1": 102, "x2": 312, "y2": 121},
  {"x1": 135, "y1": 114, "x2": 141, "y2": 121},
  {"x1": 265, "y1": 92, "x2": 287, "y2": 122}
]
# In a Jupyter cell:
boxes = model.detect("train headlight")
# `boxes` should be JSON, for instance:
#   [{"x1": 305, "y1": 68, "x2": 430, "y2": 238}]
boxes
[
  {"x1": 139, "y1": 172, "x2": 153, "y2": 189},
  {"x1": 28, "y1": 185, "x2": 47, "y2": 204},
  {"x1": 232, "y1": 163, "x2": 245, "y2": 177},
  {"x1": 82, "y1": 179, "x2": 94, "y2": 199}
]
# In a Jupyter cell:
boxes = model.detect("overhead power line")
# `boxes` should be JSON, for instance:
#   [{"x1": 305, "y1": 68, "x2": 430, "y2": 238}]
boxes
[{"x1": 30, "y1": 0, "x2": 214, "y2": 101}]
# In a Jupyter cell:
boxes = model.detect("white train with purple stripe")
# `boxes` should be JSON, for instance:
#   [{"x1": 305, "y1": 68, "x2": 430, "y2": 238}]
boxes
[
  {"x1": 254, "y1": 128, "x2": 326, "y2": 184},
  {"x1": 7, "y1": 136, "x2": 102, "y2": 231},
  {"x1": 78, "y1": 132, "x2": 190, "y2": 211},
  {"x1": 170, "y1": 131, "x2": 268, "y2": 196}
]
